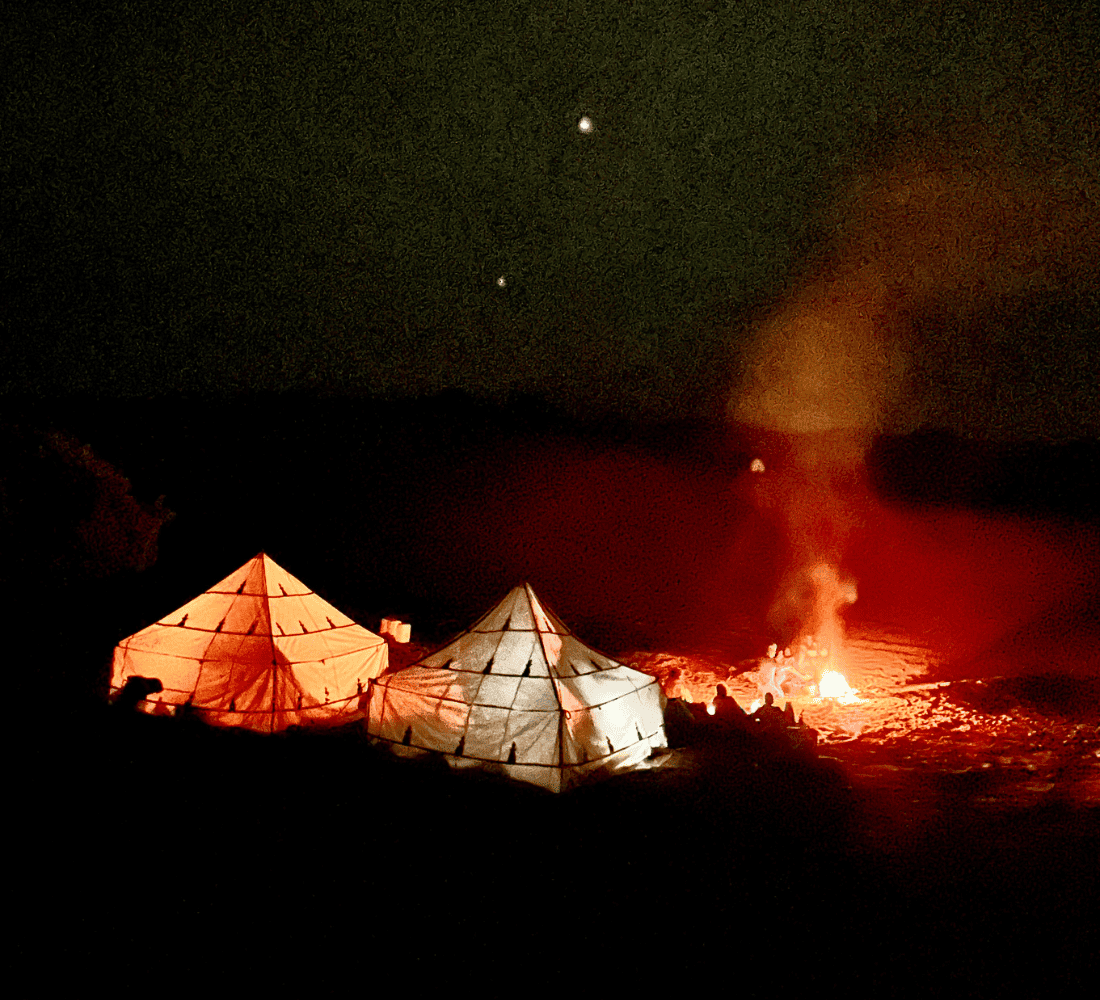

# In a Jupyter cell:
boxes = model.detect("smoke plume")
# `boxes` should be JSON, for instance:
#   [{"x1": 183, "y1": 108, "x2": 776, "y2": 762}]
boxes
[{"x1": 731, "y1": 127, "x2": 1100, "y2": 660}]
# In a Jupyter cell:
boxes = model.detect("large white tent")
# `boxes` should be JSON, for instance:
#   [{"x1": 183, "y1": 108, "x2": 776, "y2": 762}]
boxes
[
  {"x1": 365, "y1": 583, "x2": 666, "y2": 791},
  {"x1": 111, "y1": 552, "x2": 388, "y2": 733}
]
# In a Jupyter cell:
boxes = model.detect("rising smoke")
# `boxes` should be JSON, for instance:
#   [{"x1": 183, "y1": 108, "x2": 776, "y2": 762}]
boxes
[{"x1": 731, "y1": 126, "x2": 1100, "y2": 667}]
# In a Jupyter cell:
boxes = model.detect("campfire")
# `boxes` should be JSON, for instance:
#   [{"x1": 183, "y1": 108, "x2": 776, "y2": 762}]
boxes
[
  {"x1": 742, "y1": 626, "x2": 861, "y2": 711},
  {"x1": 816, "y1": 668, "x2": 860, "y2": 704}
]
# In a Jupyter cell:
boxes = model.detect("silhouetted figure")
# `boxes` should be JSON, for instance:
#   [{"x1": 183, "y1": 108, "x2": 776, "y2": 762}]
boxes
[
  {"x1": 114, "y1": 676, "x2": 163, "y2": 712},
  {"x1": 713, "y1": 684, "x2": 747, "y2": 724},
  {"x1": 176, "y1": 694, "x2": 201, "y2": 727},
  {"x1": 662, "y1": 695, "x2": 696, "y2": 746},
  {"x1": 752, "y1": 692, "x2": 788, "y2": 734},
  {"x1": 794, "y1": 710, "x2": 819, "y2": 750}
]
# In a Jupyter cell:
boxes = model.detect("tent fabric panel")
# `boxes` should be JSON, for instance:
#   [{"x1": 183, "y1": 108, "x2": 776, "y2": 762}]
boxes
[
  {"x1": 366, "y1": 677, "x2": 470, "y2": 751},
  {"x1": 202, "y1": 631, "x2": 277, "y2": 670},
  {"x1": 462, "y1": 704, "x2": 511, "y2": 761},
  {"x1": 111, "y1": 645, "x2": 205, "y2": 702},
  {"x1": 557, "y1": 637, "x2": 603, "y2": 674},
  {"x1": 192, "y1": 657, "x2": 274, "y2": 713},
  {"x1": 156, "y1": 591, "x2": 238, "y2": 631},
  {"x1": 286, "y1": 661, "x2": 352, "y2": 707},
  {"x1": 560, "y1": 686, "x2": 666, "y2": 765},
  {"x1": 419, "y1": 643, "x2": 467, "y2": 670},
  {"x1": 586, "y1": 701, "x2": 637, "y2": 758},
  {"x1": 483, "y1": 629, "x2": 543, "y2": 676},
  {"x1": 186, "y1": 632, "x2": 286, "y2": 711},
  {"x1": 269, "y1": 594, "x2": 342, "y2": 634},
  {"x1": 583, "y1": 682, "x2": 666, "y2": 741},
  {"x1": 116, "y1": 624, "x2": 216, "y2": 661},
  {"x1": 538, "y1": 630, "x2": 563, "y2": 669},
  {"x1": 289, "y1": 650, "x2": 384, "y2": 706},
  {"x1": 204, "y1": 556, "x2": 265, "y2": 597},
  {"x1": 578, "y1": 648, "x2": 621, "y2": 672},
  {"x1": 562, "y1": 702, "x2": 643, "y2": 765},
  {"x1": 559, "y1": 739, "x2": 662, "y2": 792},
  {"x1": 471, "y1": 674, "x2": 523, "y2": 708},
  {"x1": 502, "y1": 708, "x2": 560, "y2": 766},
  {"x1": 509, "y1": 676, "x2": 560, "y2": 712},
  {"x1": 445, "y1": 630, "x2": 504, "y2": 672},
  {"x1": 216, "y1": 594, "x2": 270, "y2": 635},
  {"x1": 556, "y1": 637, "x2": 627, "y2": 676},
  {"x1": 560, "y1": 705, "x2": 603, "y2": 765},
  {"x1": 417, "y1": 632, "x2": 495, "y2": 672},
  {"x1": 374, "y1": 667, "x2": 473, "y2": 704},
  {"x1": 319, "y1": 640, "x2": 388, "y2": 682},
  {"x1": 562, "y1": 670, "x2": 657, "y2": 709},
  {"x1": 630, "y1": 684, "x2": 668, "y2": 733},
  {"x1": 561, "y1": 711, "x2": 665, "y2": 769},
  {"x1": 606, "y1": 662, "x2": 663, "y2": 690},
  {"x1": 273, "y1": 626, "x2": 384, "y2": 666}
]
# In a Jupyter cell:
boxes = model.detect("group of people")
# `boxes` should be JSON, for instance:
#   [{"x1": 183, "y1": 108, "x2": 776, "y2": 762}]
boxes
[{"x1": 662, "y1": 666, "x2": 819, "y2": 753}]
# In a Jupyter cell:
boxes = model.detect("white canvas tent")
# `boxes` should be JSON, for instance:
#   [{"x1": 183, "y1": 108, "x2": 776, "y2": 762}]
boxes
[
  {"x1": 111, "y1": 552, "x2": 388, "y2": 733},
  {"x1": 365, "y1": 583, "x2": 666, "y2": 791}
]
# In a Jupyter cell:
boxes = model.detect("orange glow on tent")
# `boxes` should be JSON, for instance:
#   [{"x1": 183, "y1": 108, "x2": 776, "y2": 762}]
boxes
[{"x1": 111, "y1": 552, "x2": 388, "y2": 732}]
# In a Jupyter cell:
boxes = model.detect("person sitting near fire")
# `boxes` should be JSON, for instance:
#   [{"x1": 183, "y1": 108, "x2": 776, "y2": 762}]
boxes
[
  {"x1": 661, "y1": 669, "x2": 697, "y2": 746},
  {"x1": 712, "y1": 684, "x2": 747, "y2": 725},
  {"x1": 665, "y1": 666, "x2": 688, "y2": 700},
  {"x1": 775, "y1": 651, "x2": 808, "y2": 698},
  {"x1": 757, "y1": 644, "x2": 791, "y2": 706},
  {"x1": 752, "y1": 691, "x2": 789, "y2": 733}
]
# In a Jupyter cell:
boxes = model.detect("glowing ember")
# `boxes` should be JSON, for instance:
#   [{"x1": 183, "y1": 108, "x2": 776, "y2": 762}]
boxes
[{"x1": 818, "y1": 669, "x2": 861, "y2": 704}]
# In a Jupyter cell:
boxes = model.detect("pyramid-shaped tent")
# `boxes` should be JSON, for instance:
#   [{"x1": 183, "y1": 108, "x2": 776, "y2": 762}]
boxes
[
  {"x1": 365, "y1": 583, "x2": 666, "y2": 791},
  {"x1": 111, "y1": 553, "x2": 388, "y2": 733}
]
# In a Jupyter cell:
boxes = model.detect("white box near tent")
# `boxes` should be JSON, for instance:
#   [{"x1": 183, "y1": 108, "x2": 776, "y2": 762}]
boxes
[{"x1": 380, "y1": 617, "x2": 411, "y2": 643}]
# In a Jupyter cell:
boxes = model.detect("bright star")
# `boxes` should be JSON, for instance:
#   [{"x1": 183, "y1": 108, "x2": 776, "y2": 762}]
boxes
[{"x1": 577, "y1": 116, "x2": 594, "y2": 133}]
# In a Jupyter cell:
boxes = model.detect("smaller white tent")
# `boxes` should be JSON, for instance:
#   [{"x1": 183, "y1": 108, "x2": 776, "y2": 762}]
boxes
[
  {"x1": 366, "y1": 583, "x2": 666, "y2": 791},
  {"x1": 111, "y1": 552, "x2": 388, "y2": 733}
]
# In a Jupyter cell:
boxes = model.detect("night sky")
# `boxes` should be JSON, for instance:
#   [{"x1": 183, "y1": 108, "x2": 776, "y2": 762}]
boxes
[{"x1": 4, "y1": 0, "x2": 1098, "y2": 438}]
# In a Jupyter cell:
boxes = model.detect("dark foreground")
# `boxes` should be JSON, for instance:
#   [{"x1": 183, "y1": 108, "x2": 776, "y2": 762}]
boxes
[{"x1": 17, "y1": 701, "x2": 1098, "y2": 993}]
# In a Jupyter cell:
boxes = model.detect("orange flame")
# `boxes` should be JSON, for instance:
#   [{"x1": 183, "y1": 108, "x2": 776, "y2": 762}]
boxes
[{"x1": 817, "y1": 668, "x2": 860, "y2": 704}]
